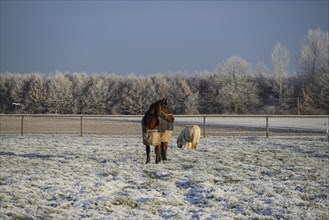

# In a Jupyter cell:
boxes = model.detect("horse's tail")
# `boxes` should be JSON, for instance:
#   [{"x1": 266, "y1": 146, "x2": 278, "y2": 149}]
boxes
[{"x1": 190, "y1": 125, "x2": 201, "y2": 150}]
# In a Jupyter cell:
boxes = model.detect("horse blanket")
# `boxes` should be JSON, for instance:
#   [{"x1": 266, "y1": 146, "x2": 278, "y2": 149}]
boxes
[{"x1": 142, "y1": 117, "x2": 173, "y2": 146}]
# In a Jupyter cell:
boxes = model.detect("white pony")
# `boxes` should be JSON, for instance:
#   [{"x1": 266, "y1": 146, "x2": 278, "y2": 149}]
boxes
[{"x1": 177, "y1": 125, "x2": 201, "y2": 150}]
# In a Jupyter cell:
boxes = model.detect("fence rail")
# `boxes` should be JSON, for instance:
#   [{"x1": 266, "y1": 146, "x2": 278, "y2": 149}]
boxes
[{"x1": 0, "y1": 114, "x2": 328, "y2": 138}]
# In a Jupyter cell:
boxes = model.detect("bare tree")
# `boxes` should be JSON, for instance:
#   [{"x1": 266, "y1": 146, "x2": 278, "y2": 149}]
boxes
[
  {"x1": 119, "y1": 75, "x2": 156, "y2": 114},
  {"x1": 299, "y1": 28, "x2": 329, "y2": 78},
  {"x1": 318, "y1": 68, "x2": 329, "y2": 113},
  {"x1": 47, "y1": 73, "x2": 74, "y2": 114},
  {"x1": 83, "y1": 75, "x2": 110, "y2": 114},
  {"x1": 25, "y1": 74, "x2": 48, "y2": 113},
  {"x1": 216, "y1": 56, "x2": 259, "y2": 114},
  {"x1": 168, "y1": 75, "x2": 199, "y2": 114},
  {"x1": 0, "y1": 74, "x2": 17, "y2": 113},
  {"x1": 151, "y1": 74, "x2": 171, "y2": 100},
  {"x1": 254, "y1": 62, "x2": 276, "y2": 113},
  {"x1": 298, "y1": 28, "x2": 329, "y2": 114},
  {"x1": 271, "y1": 42, "x2": 290, "y2": 106},
  {"x1": 197, "y1": 73, "x2": 223, "y2": 114},
  {"x1": 10, "y1": 74, "x2": 30, "y2": 113},
  {"x1": 70, "y1": 73, "x2": 88, "y2": 114},
  {"x1": 105, "y1": 76, "x2": 123, "y2": 114}
]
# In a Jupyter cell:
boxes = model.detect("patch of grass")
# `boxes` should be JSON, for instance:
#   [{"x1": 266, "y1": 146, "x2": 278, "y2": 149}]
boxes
[
  {"x1": 181, "y1": 164, "x2": 194, "y2": 170},
  {"x1": 224, "y1": 178, "x2": 241, "y2": 184},
  {"x1": 112, "y1": 196, "x2": 139, "y2": 209},
  {"x1": 304, "y1": 174, "x2": 317, "y2": 181},
  {"x1": 9, "y1": 214, "x2": 35, "y2": 220}
]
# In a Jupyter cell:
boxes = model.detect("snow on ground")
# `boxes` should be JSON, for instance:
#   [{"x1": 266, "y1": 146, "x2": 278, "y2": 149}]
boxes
[{"x1": 0, "y1": 135, "x2": 328, "y2": 219}]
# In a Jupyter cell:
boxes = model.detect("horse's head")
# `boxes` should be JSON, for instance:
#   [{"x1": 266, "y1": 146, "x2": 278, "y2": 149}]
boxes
[
  {"x1": 143, "y1": 98, "x2": 174, "y2": 130},
  {"x1": 158, "y1": 97, "x2": 174, "y2": 123}
]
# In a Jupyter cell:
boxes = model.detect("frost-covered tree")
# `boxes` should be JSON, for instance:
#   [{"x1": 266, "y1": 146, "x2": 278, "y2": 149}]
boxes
[
  {"x1": 185, "y1": 73, "x2": 210, "y2": 114},
  {"x1": 0, "y1": 74, "x2": 36, "y2": 113},
  {"x1": 47, "y1": 73, "x2": 74, "y2": 114},
  {"x1": 104, "y1": 76, "x2": 123, "y2": 114},
  {"x1": 298, "y1": 28, "x2": 329, "y2": 114},
  {"x1": 271, "y1": 42, "x2": 290, "y2": 106},
  {"x1": 140, "y1": 77, "x2": 158, "y2": 113},
  {"x1": 119, "y1": 75, "x2": 156, "y2": 114},
  {"x1": 119, "y1": 76, "x2": 138, "y2": 114},
  {"x1": 169, "y1": 76, "x2": 199, "y2": 114},
  {"x1": 254, "y1": 62, "x2": 276, "y2": 113},
  {"x1": 201, "y1": 73, "x2": 223, "y2": 114},
  {"x1": 216, "y1": 56, "x2": 259, "y2": 114},
  {"x1": 102, "y1": 74, "x2": 121, "y2": 114},
  {"x1": 83, "y1": 75, "x2": 110, "y2": 114},
  {"x1": 25, "y1": 74, "x2": 48, "y2": 113},
  {"x1": 70, "y1": 73, "x2": 88, "y2": 114},
  {"x1": 183, "y1": 90, "x2": 200, "y2": 114},
  {"x1": 151, "y1": 74, "x2": 171, "y2": 99},
  {"x1": 317, "y1": 68, "x2": 329, "y2": 113},
  {"x1": 299, "y1": 28, "x2": 329, "y2": 78},
  {"x1": 0, "y1": 74, "x2": 16, "y2": 113}
]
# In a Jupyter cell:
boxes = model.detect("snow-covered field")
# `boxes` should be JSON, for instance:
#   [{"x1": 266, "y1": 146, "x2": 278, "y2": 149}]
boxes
[{"x1": 1, "y1": 134, "x2": 328, "y2": 219}]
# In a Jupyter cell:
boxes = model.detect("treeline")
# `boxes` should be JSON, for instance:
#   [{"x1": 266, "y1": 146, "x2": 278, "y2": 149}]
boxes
[{"x1": 0, "y1": 29, "x2": 328, "y2": 115}]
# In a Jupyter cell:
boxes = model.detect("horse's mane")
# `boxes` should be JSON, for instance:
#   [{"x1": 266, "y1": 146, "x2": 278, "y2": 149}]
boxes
[{"x1": 142, "y1": 101, "x2": 160, "y2": 129}]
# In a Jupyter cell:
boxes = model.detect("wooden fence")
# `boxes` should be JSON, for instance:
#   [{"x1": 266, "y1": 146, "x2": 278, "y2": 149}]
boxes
[{"x1": 0, "y1": 114, "x2": 328, "y2": 138}]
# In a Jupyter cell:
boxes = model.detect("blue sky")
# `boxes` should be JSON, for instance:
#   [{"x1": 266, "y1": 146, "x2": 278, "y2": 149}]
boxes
[{"x1": 1, "y1": 1, "x2": 328, "y2": 75}]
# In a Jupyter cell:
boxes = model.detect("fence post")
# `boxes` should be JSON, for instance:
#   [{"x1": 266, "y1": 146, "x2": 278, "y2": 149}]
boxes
[
  {"x1": 80, "y1": 116, "x2": 83, "y2": 136},
  {"x1": 327, "y1": 117, "x2": 329, "y2": 142},
  {"x1": 297, "y1": 97, "x2": 300, "y2": 115},
  {"x1": 266, "y1": 116, "x2": 269, "y2": 138},
  {"x1": 21, "y1": 115, "x2": 24, "y2": 136},
  {"x1": 203, "y1": 115, "x2": 206, "y2": 138}
]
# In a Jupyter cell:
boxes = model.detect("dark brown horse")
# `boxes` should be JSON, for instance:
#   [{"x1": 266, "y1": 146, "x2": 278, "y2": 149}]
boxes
[{"x1": 142, "y1": 98, "x2": 174, "y2": 164}]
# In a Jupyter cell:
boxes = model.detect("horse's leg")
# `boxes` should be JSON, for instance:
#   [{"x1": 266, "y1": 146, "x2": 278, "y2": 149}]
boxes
[
  {"x1": 155, "y1": 146, "x2": 161, "y2": 164},
  {"x1": 161, "y1": 142, "x2": 168, "y2": 161},
  {"x1": 145, "y1": 145, "x2": 150, "y2": 164}
]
